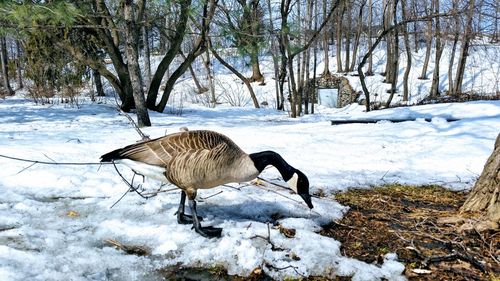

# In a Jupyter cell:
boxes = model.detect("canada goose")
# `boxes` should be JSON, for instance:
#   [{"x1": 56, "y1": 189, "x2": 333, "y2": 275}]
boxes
[{"x1": 101, "y1": 130, "x2": 313, "y2": 238}]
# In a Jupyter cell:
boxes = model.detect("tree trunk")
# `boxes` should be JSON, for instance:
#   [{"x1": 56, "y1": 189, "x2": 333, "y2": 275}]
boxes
[
  {"x1": 124, "y1": 0, "x2": 151, "y2": 127},
  {"x1": 335, "y1": 1, "x2": 344, "y2": 73},
  {"x1": 448, "y1": 0, "x2": 460, "y2": 96},
  {"x1": 401, "y1": 0, "x2": 411, "y2": 102},
  {"x1": 205, "y1": 48, "x2": 216, "y2": 107},
  {"x1": 323, "y1": 0, "x2": 332, "y2": 75},
  {"x1": 142, "y1": 24, "x2": 152, "y2": 86},
  {"x1": 385, "y1": 0, "x2": 399, "y2": 108},
  {"x1": 461, "y1": 134, "x2": 500, "y2": 223},
  {"x1": 429, "y1": 0, "x2": 443, "y2": 99},
  {"x1": 419, "y1": 1, "x2": 432, "y2": 80},
  {"x1": 349, "y1": 0, "x2": 365, "y2": 72},
  {"x1": 344, "y1": 0, "x2": 351, "y2": 72},
  {"x1": 146, "y1": 0, "x2": 192, "y2": 109},
  {"x1": 210, "y1": 45, "x2": 260, "y2": 108},
  {"x1": 0, "y1": 37, "x2": 14, "y2": 95},
  {"x1": 15, "y1": 40, "x2": 23, "y2": 90},
  {"x1": 266, "y1": 0, "x2": 282, "y2": 110},
  {"x1": 453, "y1": 0, "x2": 475, "y2": 95},
  {"x1": 93, "y1": 69, "x2": 105, "y2": 97},
  {"x1": 366, "y1": 0, "x2": 374, "y2": 76}
]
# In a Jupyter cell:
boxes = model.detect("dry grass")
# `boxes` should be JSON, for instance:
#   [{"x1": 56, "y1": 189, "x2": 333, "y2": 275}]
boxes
[{"x1": 321, "y1": 184, "x2": 500, "y2": 281}]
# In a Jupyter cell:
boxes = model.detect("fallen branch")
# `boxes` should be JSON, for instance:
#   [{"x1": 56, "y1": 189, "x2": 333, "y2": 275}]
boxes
[{"x1": 331, "y1": 117, "x2": 460, "y2": 125}]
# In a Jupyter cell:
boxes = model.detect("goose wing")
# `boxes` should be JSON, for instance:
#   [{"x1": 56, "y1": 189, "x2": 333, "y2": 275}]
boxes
[{"x1": 102, "y1": 130, "x2": 243, "y2": 167}]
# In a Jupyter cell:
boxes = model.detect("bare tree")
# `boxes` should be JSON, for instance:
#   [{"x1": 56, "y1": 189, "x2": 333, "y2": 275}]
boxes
[
  {"x1": 365, "y1": 0, "x2": 374, "y2": 76},
  {"x1": 447, "y1": 0, "x2": 460, "y2": 96},
  {"x1": 349, "y1": 0, "x2": 366, "y2": 72},
  {"x1": 418, "y1": 0, "x2": 433, "y2": 80},
  {"x1": 334, "y1": 0, "x2": 345, "y2": 73},
  {"x1": 401, "y1": 0, "x2": 411, "y2": 102},
  {"x1": 461, "y1": 133, "x2": 500, "y2": 224},
  {"x1": 453, "y1": 0, "x2": 475, "y2": 95},
  {"x1": 429, "y1": 0, "x2": 443, "y2": 99},
  {"x1": 124, "y1": 0, "x2": 151, "y2": 127}
]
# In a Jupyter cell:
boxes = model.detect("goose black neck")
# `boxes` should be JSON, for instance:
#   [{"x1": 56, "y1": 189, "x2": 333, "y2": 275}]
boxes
[{"x1": 249, "y1": 151, "x2": 295, "y2": 181}]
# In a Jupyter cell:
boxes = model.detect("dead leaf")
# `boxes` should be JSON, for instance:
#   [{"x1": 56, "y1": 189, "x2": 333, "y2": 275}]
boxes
[
  {"x1": 279, "y1": 225, "x2": 296, "y2": 238},
  {"x1": 411, "y1": 268, "x2": 432, "y2": 274},
  {"x1": 66, "y1": 210, "x2": 79, "y2": 218}
]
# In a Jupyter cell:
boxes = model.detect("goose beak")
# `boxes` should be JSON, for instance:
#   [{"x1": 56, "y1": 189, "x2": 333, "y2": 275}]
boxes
[{"x1": 299, "y1": 193, "x2": 314, "y2": 209}]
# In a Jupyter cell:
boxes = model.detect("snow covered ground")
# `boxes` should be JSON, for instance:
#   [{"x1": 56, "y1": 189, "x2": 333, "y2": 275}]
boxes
[{"x1": 0, "y1": 96, "x2": 498, "y2": 280}]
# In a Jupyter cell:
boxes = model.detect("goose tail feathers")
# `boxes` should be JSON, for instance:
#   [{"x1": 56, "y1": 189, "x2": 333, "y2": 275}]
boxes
[{"x1": 100, "y1": 148, "x2": 126, "y2": 162}]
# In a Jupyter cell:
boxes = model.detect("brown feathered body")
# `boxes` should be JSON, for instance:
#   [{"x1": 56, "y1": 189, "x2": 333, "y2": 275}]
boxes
[{"x1": 101, "y1": 130, "x2": 259, "y2": 199}]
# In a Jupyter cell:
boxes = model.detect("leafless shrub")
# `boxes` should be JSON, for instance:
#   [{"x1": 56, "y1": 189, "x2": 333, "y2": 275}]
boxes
[{"x1": 216, "y1": 78, "x2": 251, "y2": 107}]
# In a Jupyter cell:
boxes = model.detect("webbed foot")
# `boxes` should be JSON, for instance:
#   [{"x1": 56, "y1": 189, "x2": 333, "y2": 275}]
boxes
[
  {"x1": 176, "y1": 212, "x2": 203, "y2": 224},
  {"x1": 193, "y1": 225, "x2": 222, "y2": 238}
]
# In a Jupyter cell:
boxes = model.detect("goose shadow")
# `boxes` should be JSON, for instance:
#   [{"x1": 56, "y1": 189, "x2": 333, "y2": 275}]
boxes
[{"x1": 161, "y1": 199, "x2": 313, "y2": 225}]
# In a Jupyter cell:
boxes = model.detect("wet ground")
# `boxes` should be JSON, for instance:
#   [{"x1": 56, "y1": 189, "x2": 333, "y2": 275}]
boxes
[{"x1": 321, "y1": 184, "x2": 499, "y2": 281}]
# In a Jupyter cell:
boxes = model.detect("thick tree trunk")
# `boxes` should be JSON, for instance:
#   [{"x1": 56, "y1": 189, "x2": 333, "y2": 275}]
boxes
[
  {"x1": 461, "y1": 134, "x2": 500, "y2": 223},
  {"x1": 124, "y1": 0, "x2": 151, "y2": 127},
  {"x1": 0, "y1": 37, "x2": 14, "y2": 95},
  {"x1": 146, "y1": 0, "x2": 192, "y2": 109},
  {"x1": 93, "y1": 69, "x2": 105, "y2": 97}
]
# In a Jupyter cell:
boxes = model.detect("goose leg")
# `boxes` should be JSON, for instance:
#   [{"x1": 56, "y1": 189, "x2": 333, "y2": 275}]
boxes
[
  {"x1": 187, "y1": 199, "x2": 222, "y2": 238},
  {"x1": 176, "y1": 191, "x2": 202, "y2": 224}
]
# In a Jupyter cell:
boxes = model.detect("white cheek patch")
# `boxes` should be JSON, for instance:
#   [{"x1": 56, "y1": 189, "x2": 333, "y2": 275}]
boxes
[{"x1": 287, "y1": 173, "x2": 299, "y2": 193}]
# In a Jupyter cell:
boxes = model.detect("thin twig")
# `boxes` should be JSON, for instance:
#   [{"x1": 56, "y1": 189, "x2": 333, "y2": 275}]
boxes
[
  {"x1": 0, "y1": 154, "x2": 111, "y2": 166},
  {"x1": 116, "y1": 108, "x2": 150, "y2": 141},
  {"x1": 200, "y1": 191, "x2": 223, "y2": 200}
]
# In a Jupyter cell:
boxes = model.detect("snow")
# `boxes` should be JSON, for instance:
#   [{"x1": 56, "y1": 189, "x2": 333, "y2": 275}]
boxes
[{"x1": 0, "y1": 96, "x2": 498, "y2": 280}]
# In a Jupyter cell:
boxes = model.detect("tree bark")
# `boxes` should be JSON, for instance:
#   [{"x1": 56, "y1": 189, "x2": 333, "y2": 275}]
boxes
[
  {"x1": 344, "y1": 0, "x2": 351, "y2": 72},
  {"x1": 349, "y1": 0, "x2": 365, "y2": 72},
  {"x1": 335, "y1": 0, "x2": 345, "y2": 73},
  {"x1": 453, "y1": 0, "x2": 475, "y2": 95},
  {"x1": 366, "y1": 0, "x2": 374, "y2": 76},
  {"x1": 323, "y1": 0, "x2": 332, "y2": 75},
  {"x1": 461, "y1": 133, "x2": 500, "y2": 223},
  {"x1": 401, "y1": 0, "x2": 411, "y2": 102},
  {"x1": 447, "y1": 0, "x2": 460, "y2": 96},
  {"x1": 429, "y1": 0, "x2": 443, "y2": 99},
  {"x1": 146, "y1": 0, "x2": 192, "y2": 109},
  {"x1": 418, "y1": 0, "x2": 433, "y2": 80},
  {"x1": 142, "y1": 24, "x2": 152, "y2": 86},
  {"x1": 266, "y1": 0, "x2": 283, "y2": 110},
  {"x1": 0, "y1": 37, "x2": 14, "y2": 95},
  {"x1": 15, "y1": 40, "x2": 23, "y2": 90},
  {"x1": 124, "y1": 0, "x2": 151, "y2": 127},
  {"x1": 93, "y1": 69, "x2": 105, "y2": 97}
]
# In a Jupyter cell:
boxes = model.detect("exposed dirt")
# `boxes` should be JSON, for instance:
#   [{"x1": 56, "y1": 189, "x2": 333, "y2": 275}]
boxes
[{"x1": 320, "y1": 184, "x2": 500, "y2": 281}]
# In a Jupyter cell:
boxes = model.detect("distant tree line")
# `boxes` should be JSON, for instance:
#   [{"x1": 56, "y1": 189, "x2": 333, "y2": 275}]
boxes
[{"x1": 0, "y1": 0, "x2": 498, "y2": 125}]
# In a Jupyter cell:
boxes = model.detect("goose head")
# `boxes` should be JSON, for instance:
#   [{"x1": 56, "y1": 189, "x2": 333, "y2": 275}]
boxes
[
  {"x1": 249, "y1": 151, "x2": 314, "y2": 209},
  {"x1": 286, "y1": 169, "x2": 314, "y2": 209}
]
